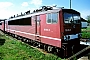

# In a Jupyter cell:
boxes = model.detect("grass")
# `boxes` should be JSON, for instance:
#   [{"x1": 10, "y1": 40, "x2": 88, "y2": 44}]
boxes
[
  {"x1": 0, "y1": 26, "x2": 89, "y2": 60},
  {"x1": 0, "y1": 32, "x2": 62, "y2": 60},
  {"x1": 82, "y1": 26, "x2": 90, "y2": 38}
]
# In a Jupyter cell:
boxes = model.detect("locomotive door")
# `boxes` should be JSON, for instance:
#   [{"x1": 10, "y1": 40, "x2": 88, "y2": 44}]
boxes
[{"x1": 35, "y1": 15, "x2": 41, "y2": 42}]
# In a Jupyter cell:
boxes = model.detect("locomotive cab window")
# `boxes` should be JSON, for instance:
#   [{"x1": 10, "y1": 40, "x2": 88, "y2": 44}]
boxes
[
  {"x1": 73, "y1": 14, "x2": 80, "y2": 24},
  {"x1": 46, "y1": 13, "x2": 58, "y2": 24}
]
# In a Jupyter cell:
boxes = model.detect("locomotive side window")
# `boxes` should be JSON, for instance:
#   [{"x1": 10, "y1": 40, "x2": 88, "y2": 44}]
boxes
[
  {"x1": 47, "y1": 13, "x2": 51, "y2": 23},
  {"x1": 46, "y1": 13, "x2": 58, "y2": 24},
  {"x1": 8, "y1": 17, "x2": 31, "y2": 25},
  {"x1": 52, "y1": 13, "x2": 58, "y2": 23}
]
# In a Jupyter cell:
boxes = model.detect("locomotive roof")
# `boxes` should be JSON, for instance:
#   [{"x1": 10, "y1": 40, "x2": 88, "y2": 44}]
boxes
[
  {"x1": 62, "y1": 9, "x2": 80, "y2": 14},
  {"x1": 8, "y1": 8, "x2": 80, "y2": 21}
]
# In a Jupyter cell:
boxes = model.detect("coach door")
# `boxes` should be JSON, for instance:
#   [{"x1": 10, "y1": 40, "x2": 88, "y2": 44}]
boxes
[{"x1": 35, "y1": 15, "x2": 41, "y2": 42}]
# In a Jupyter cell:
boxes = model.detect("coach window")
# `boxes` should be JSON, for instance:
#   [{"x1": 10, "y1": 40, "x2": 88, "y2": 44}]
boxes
[
  {"x1": 46, "y1": 13, "x2": 58, "y2": 24},
  {"x1": 0, "y1": 22, "x2": 1, "y2": 25}
]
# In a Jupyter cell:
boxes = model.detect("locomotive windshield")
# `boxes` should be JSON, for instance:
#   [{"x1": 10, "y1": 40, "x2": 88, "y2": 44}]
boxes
[{"x1": 64, "y1": 13, "x2": 80, "y2": 24}]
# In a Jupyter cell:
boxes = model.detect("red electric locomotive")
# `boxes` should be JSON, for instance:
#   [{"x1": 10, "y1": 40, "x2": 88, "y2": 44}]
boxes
[{"x1": 0, "y1": 6, "x2": 81, "y2": 57}]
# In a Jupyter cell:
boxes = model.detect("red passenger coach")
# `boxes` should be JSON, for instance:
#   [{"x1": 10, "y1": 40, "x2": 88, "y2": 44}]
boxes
[
  {"x1": 0, "y1": 20, "x2": 5, "y2": 32},
  {"x1": 2, "y1": 6, "x2": 81, "y2": 57}
]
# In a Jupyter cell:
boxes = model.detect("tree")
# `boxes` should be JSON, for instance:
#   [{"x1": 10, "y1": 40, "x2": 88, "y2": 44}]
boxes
[{"x1": 86, "y1": 15, "x2": 90, "y2": 23}]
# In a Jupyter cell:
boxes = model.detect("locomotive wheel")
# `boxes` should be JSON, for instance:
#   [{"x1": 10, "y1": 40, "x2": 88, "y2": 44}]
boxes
[
  {"x1": 12, "y1": 34, "x2": 14, "y2": 38},
  {"x1": 14, "y1": 34, "x2": 17, "y2": 38},
  {"x1": 44, "y1": 45, "x2": 46, "y2": 50},
  {"x1": 38, "y1": 43, "x2": 41, "y2": 48},
  {"x1": 36, "y1": 42, "x2": 40, "y2": 48},
  {"x1": 28, "y1": 39, "x2": 31, "y2": 44},
  {"x1": 23, "y1": 38, "x2": 26, "y2": 42},
  {"x1": 30, "y1": 40, "x2": 33, "y2": 45},
  {"x1": 44, "y1": 45, "x2": 47, "y2": 51},
  {"x1": 56, "y1": 48, "x2": 59, "y2": 53},
  {"x1": 33, "y1": 41, "x2": 36, "y2": 47},
  {"x1": 40, "y1": 43, "x2": 43, "y2": 49},
  {"x1": 25, "y1": 39, "x2": 28, "y2": 42},
  {"x1": 53, "y1": 47, "x2": 60, "y2": 55},
  {"x1": 47, "y1": 46, "x2": 52, "y2": 52}
]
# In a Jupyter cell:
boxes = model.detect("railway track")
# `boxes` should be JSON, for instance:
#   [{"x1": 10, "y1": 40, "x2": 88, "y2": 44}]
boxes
[
  {"x1": 82, "y1": 30, "x2": 90, "y2": 32},
  {"x1": 78, "y1": 56, "x2": 88, "y2": 60},
  {"x1": 66, "y1": 39, "x2": 90, "y2": 60}
]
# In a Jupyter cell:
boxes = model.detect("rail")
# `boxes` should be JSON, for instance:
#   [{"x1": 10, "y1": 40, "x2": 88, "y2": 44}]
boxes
[
  {"x1": 67, "y1": 46, "x2": 90, "y2": 60},
  {"x1": 82, "y1": 30, "x2": 90, "y2": 32},
  {"x1": 80, "y1": 38, "x2": 90, "y2": 42}
]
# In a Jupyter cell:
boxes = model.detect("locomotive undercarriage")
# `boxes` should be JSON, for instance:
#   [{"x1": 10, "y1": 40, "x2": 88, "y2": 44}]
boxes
[
  {"x1": 4, "y1": 31, "x2": 80, "y2": 58},
  {"x1": 62, "y1": 38, "x2": 81, "y2": 58}
]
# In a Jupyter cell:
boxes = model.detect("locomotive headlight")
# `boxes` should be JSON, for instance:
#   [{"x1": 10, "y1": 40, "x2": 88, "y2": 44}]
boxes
[
  {"x1": 64, "y1": 35, "x2": 70, "y2": 41},
  {"x1": 68, "y1": 36, "x2": 70, "y2": 40},
  {"x1": 64, "y1": 36, "x2": 67, "y2": 41}
]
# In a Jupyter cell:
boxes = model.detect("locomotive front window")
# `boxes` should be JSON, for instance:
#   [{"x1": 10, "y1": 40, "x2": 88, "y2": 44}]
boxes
[
  {"x1": 64, "y1": 13, "x2": 80, "y2": 24},
  {"x1": 64, "y1": 13, "x2": 73, "y2": 23},
  {"x1": 73, "y1": 14, "x2": 80, "y2": 24}
]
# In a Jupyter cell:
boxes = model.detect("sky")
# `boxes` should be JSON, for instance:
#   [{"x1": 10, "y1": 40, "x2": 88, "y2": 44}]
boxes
[{"x1": 0, "y1": 0, "x2": 90, "y2": 19}]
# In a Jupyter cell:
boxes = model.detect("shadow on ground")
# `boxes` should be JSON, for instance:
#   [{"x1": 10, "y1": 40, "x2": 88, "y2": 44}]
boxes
[{"x1": 0, "y1": 39, "x2": 5, "y2": 46}]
